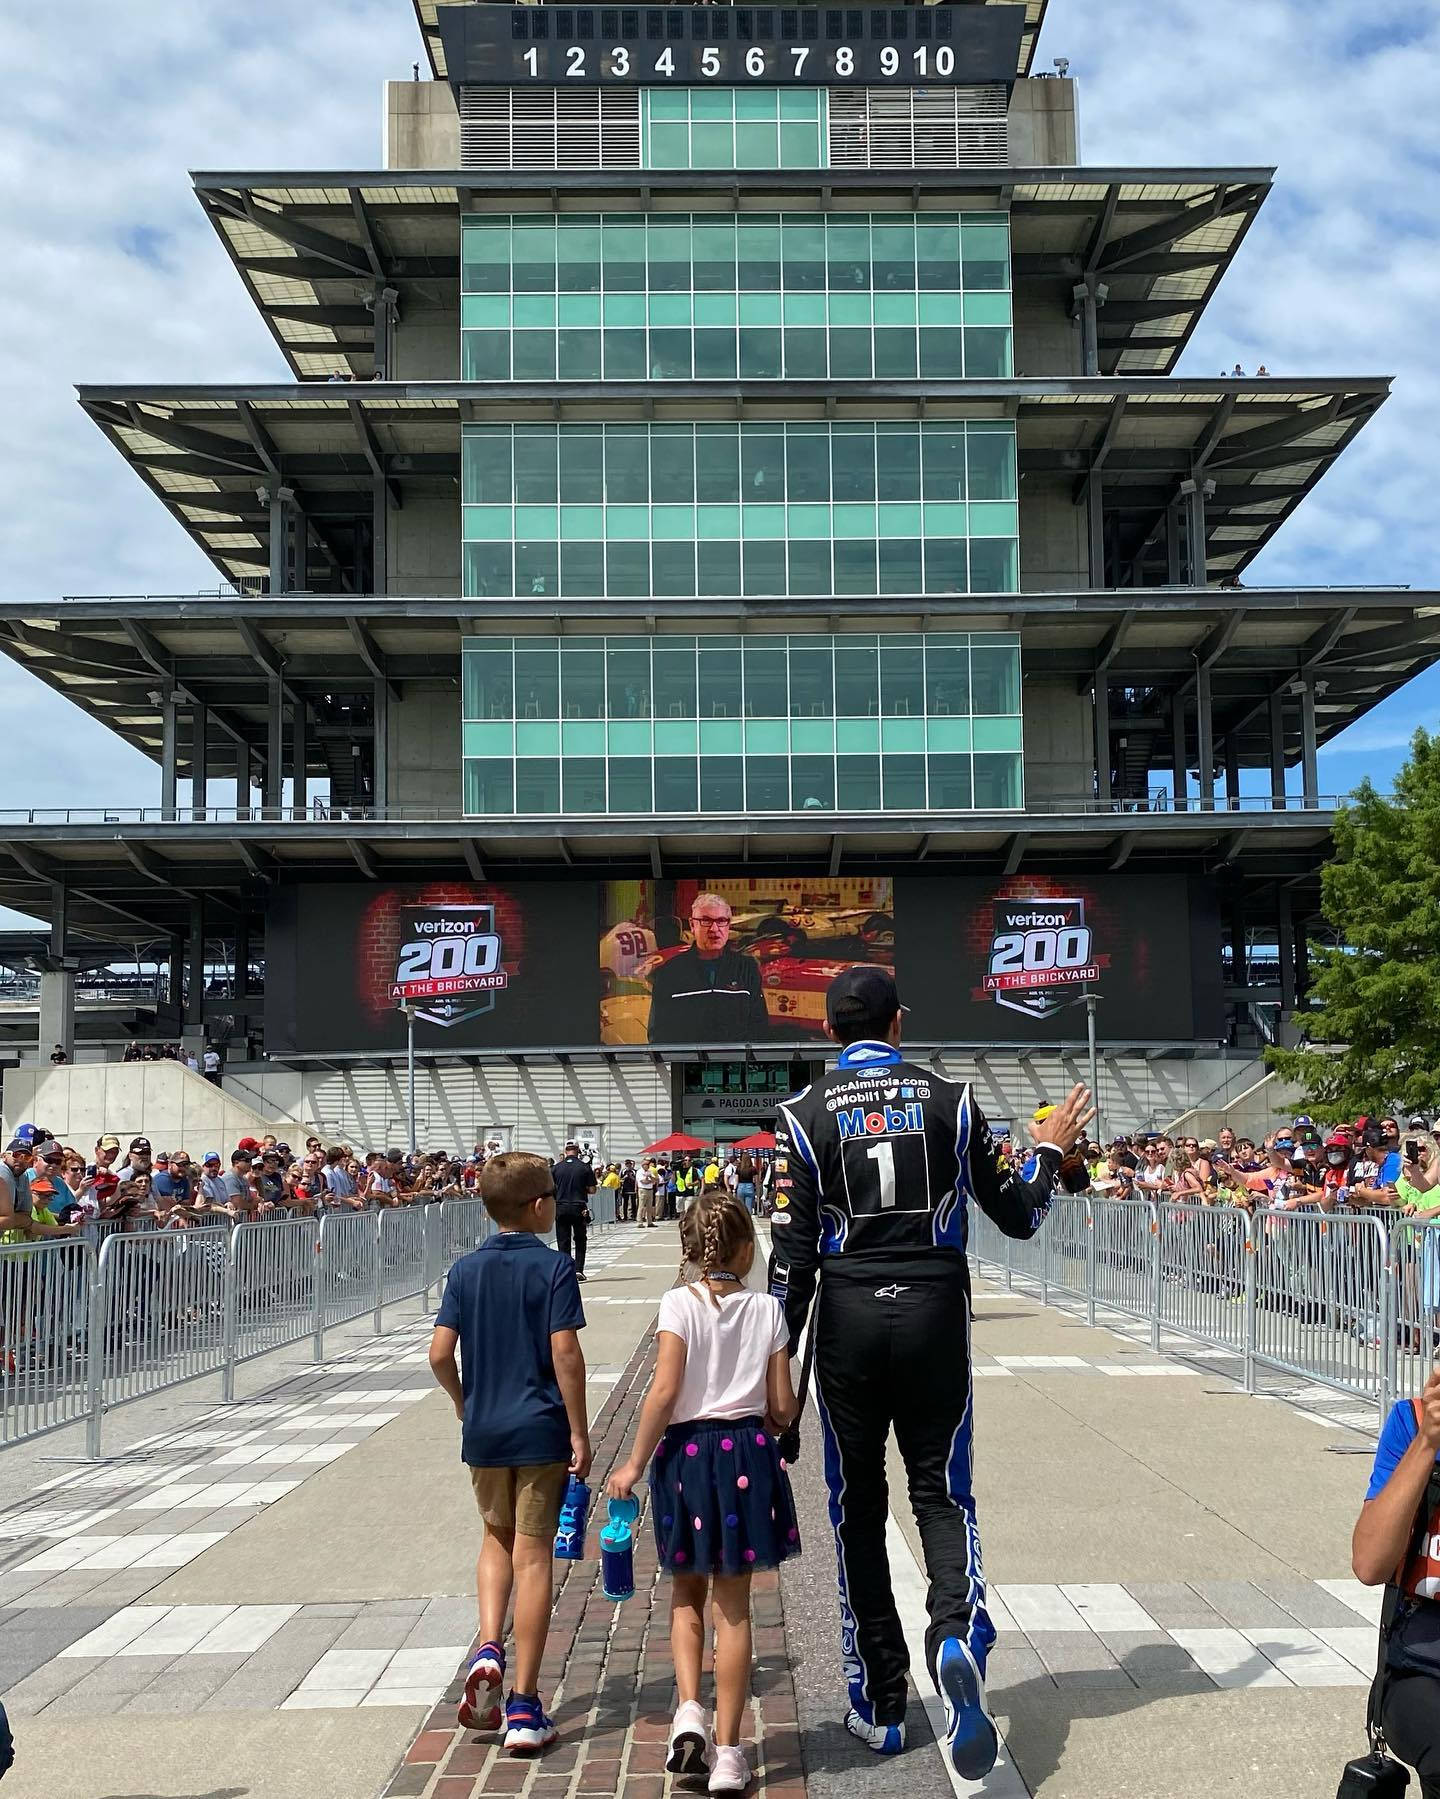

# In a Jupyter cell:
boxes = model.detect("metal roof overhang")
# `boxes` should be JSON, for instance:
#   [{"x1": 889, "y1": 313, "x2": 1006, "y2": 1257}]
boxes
[
  {"x1": 191, "y1": 167, "x2": 1271, "y2": 381},
  {"x1": 414, "y1": 0, "x2": 1050, "y2": 81},
  {"x1": 76, "y1": 373, "x2": 1386, "y2": 592},
  {"x1": 6, "y1": 586, "x2": 1435, "y2": 776},
  {"x1": 0, "y1": 806, "x2": 1334, "y2": 944}
]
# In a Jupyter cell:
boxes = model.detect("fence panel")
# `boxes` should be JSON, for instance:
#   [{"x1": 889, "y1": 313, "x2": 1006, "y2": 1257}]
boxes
[
  {"x1": 316, "y1": 1210, "x2": 379, "y2": 1330},
  {"x1": 429, "y1": 1198, "x2": 491, "y2": 1287},
  {"x1": 1155, "y1": 1202, "x2": 1252, "y2": 1356},
  {"x1": 97, "y1": 1226, "x2": 229, "y2": 1417},
  {"x1": 229, "y1": 1218, "x2": 320, "y2": 1371},
  {"x1": 1250, "y1": 1209, "x2": 1390, "y2": 1407},
  {"x1": 379, "y1": 1207, "x2": 428, "y2": 1307},
  {"x1": 1089, "y1": 1199, "x2": 1158, "y2": 1325},
  {"x1": 1044, "y1": 1197, "x2": 1091, "y2": 1304},
  {"x1": 0, "y1": 1239, "x2": 95, "y2": 1447},
  {"x1": 1387, "y1": 1215, "x2": 1440, "y2": 1404}
]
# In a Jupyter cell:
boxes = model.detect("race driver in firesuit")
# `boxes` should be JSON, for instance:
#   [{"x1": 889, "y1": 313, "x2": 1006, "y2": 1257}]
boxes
[{"x1": 768, "y1": 966, "x2": 1094, "y2": 1777}]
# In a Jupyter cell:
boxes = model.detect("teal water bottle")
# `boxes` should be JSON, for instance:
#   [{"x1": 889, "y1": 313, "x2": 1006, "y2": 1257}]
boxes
[
  {"x1": 600, "y1": 1496, "x2": 639, "y2": 1601},
  {"x1": 554, "y1": 1475, "x2": 590, "y2": 1560}
]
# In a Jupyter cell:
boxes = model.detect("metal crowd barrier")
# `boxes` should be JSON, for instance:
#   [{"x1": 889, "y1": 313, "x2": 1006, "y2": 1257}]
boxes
[
  {"x1": 968, "y1": 1197, "x2": 1440, "y2": 1426},
  {"x1": 0, "y1": 1197, "x2": 518, "y2": 1457}
]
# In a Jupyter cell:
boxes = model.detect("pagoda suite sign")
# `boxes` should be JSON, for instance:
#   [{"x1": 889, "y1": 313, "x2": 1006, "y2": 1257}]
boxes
[{"x1": 437, "y1": 4, "x2": 1026, "y2": 88}]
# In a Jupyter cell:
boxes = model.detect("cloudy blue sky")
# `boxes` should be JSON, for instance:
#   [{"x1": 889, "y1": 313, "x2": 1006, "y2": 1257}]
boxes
[{"x1": 0, "y1": 0, "x2": 1435, "y2": 832}]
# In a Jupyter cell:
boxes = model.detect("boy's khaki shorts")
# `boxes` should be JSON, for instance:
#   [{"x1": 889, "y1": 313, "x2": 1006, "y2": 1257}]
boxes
[{"x1": 470, "y1": 1462, "x2": 570, "y2": 1538}]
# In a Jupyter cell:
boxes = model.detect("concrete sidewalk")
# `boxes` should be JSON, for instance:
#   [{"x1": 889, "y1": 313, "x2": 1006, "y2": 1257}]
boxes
[{"x1": 0, "y1": 1232, "x2": 1387, "y2": 1799}]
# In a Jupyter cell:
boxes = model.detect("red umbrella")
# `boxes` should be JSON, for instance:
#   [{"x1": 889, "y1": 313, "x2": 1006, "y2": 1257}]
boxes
[
  {"x1": 732, "y1": 1130, "x2": 777, "y2": 1151},
  {"x1": 641, "y1": 1131, "x2": 710, "y2": 1156}
]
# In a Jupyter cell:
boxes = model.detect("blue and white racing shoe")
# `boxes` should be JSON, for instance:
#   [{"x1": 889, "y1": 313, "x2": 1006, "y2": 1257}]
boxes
[
  {"x1": 844, "y1": 1709, "x2": 906, "y2": 1756},
  {"x1": 935, "y1": 1638, "x2": 998, "y2": 1780}
]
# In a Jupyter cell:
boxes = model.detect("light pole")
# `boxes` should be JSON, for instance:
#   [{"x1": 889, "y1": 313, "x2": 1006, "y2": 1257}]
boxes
[
  {"x1": 1085, "y1": 991, "x2": 1102, "y2": 1146},
  {"x1": 404, "y1": 1004, "x2": 418, "y2": 1156}
]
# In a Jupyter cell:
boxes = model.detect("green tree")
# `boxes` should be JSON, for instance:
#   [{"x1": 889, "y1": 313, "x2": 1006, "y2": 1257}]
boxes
[{"x1": 1265, "y1": 729, "x2": 1440, "y2": 1117}]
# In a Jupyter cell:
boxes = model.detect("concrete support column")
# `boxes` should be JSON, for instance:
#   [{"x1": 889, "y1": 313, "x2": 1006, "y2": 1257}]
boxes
[
  {"x1": 372, "y1": 676, "x2": 389, "y2": 811},
  {"x1": 1087, "y1": 476, "x2": 1106, "y2": 589},
  {"x1": 371, "y1": 474, "x2": 389, "y2": 597},
  {"x1": 370, "y1": 285, "x2": 399, "y2": 378},
  {"x1": 1165, "y1": 502, "x2": 1183, "y2": 585},
  {"x1": 1277, "y1": 888, "x2": 1297, "y2": 1015},
  {"x1": 236, "y1": 741, "x2": 252, "y2": 822},
  {"x1": 1182, "y1": 478, "x2": 1211, "y2": 585},
  {"x1": 1073, "y1": 277, "x2": 1105, "y2": 378},
  {"x1": 1223, "y1": 733, "x2": 1242, "y2": 813},
  {"x1": 267, "y1": 485, "x2": 295, "y2": 595},
  {"x1": 1268, "y1": 688, "x2": 1287, "y2": 811},
  {"x1": 1170, "y1": 691, "x2": 1188, "y2": 809},
  {"x1": 263, "y1": 680, "x2": 284, "y2": 812},
  {"x1": 160, "y1": 692, "x2": 179, "y2": 822},
  {"x1": 191, "y1": 702, "x2": 209, "y2": 821},
  {"x1": 292, "y1": 701, "x2": 308, "y2": 816},
  {"x1": 1300, "y1": 680, "x2": 1320, "y2": 809},
  {"x1": 1196, "y1": 665, "x2": 1215, "y2": 809},
  {"x1": 38, "y1": 971, "x2": 76, "y2": 1065},
  {"x1": 186, "y1": 899, "x2": 206, "y2": 1032},
  {"x1": 1093, "y1": 676, "x2": 1112, "y2": 806}
]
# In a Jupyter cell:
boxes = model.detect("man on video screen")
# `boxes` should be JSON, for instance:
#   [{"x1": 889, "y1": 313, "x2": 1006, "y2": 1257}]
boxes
[{"x1": 647, "y1": 891, "x2": 770, "y2": 1046}]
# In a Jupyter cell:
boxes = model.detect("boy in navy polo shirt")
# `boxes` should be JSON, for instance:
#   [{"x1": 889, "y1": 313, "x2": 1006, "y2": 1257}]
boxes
[{"x1": 429, "y1": 1152, "x2": 591, "y2": 1755}]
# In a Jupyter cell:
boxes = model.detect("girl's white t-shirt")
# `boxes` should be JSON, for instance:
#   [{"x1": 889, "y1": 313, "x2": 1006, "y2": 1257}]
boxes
[{"x1": 657, "y1": 1283, "x2": 788, "y2": 1424}]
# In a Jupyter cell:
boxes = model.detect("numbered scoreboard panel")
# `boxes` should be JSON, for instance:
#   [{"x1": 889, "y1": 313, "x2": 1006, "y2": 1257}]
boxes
[{"x1": 437, "y1": 4, "x2": 1027, "y2": 88}]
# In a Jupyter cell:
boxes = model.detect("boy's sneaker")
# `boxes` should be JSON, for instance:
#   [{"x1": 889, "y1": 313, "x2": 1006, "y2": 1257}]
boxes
[
  {"x1": 708, "y1": 1745, "x2": 751, "y2": 1794},
  {"x1": 458, "y1": 1641, "x2": 504, "y2": 1732},
  {"x1": 935, "y1": 1637, "x2": 998, "y2": 1780},
  {"x1": 666, "y1": 1698, "x2": 713, "y2": 1776},
  {"x1": 844, "y1": 1710, "x2": 906, "y2": 1756},
  {"x1": 503, "y1": 1691, "x2": 558, "y2": 1755}
]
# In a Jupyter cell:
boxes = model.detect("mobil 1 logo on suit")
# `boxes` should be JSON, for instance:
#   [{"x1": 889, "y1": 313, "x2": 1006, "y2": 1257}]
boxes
[{"x1": 834, "y1": 1081, "x2": 932, "y2": 1215}]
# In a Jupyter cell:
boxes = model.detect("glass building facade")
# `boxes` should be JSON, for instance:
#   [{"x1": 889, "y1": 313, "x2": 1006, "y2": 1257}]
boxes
[
  {"x1": 460, "y1": 633, "x2": 1023, "y2": 816},
  {"x1": 642, "y1": 87, "x2": 826, "y2": 169},
  {"x1": 461, "y1": 211, "x2": 1012, "y2": 383},
  {"x1": 462, "y1": 421, "x2": 1019, "y2": 600}
]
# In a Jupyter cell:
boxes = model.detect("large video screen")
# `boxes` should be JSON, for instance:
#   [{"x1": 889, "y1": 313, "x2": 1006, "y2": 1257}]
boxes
[
  {"x1": 899, "y1": 875, "x2": 1215, "y2": 1044},
  {"x1": 264, "y1": 882, "x2": 599, "y2": 1055},
  {"x1": 265, "y1": 874, "x2": 1217, "y2": 1054},
  {"x1": 599, "y1": 878, "x2": 895, "y2": 1046}
]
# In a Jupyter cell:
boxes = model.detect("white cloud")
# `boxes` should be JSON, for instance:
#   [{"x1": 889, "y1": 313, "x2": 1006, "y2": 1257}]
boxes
[{"x1": 0, "y1": 0, "x2": 1435, "y2": 810}]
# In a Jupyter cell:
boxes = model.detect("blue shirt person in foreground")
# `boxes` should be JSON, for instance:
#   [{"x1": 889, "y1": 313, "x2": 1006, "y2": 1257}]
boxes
[
  {"x1": 1354, "y1": 1364, "x2": 1440, "y2": 1796},
  {"x1": 429, "y1": 1151, "x2": 591, "y2": 1756}
]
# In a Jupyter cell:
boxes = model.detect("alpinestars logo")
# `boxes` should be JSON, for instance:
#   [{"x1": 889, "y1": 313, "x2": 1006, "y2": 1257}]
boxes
[
  {"x1": 389, "y1": 903, "x2": 508, "y2": 1028},
  {"x1": 982, "y1": 896, "x2": 1098, "y2": 1020}
]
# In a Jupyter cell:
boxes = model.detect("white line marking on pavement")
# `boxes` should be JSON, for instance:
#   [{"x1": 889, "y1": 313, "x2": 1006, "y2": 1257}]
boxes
[
  {"x1": 1316, "y1": 1579, "x2": 1385, "y2": 1625},
  {"x1": 1058, "y1": 1585, "x2": 1158, "y2": 1633},
  {"x1": 60, "y1": 1606, "x2": 173, "y2": 1657},
  {"x1": 1313, "y1": 1627, "x2": 1382, "y2": 1675},
  {"x1": 125, "y1": 1605, "x2": 239, "y2": 1657},
  {"x1": 192, "y1": 1604, "x2": 301, "y2": 1655},
  {"x1": 991, "y1": 1586, "x2": 1087, "y2": 1634},
  {"x1": 1238, "y1": 1627, "x2": 1365, "y2": 1687},
  {"x1": 884, "y1": 1513, "x2": 1032, "y2": 1799},
  {"x1": 1169, "y1": 1629, "x2": 1293, "y2": 1688}
]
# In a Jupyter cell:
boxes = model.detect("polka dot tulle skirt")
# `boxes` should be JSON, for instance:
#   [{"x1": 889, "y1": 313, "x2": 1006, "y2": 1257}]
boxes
[{"x1": 650, "y1": 1414, "x2": 801, "y2": 1576}]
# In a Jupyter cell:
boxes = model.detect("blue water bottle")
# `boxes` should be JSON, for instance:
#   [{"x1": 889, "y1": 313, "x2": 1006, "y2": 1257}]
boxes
[
  {"x1": 554, "y1": 1474, "x2": 590, "y2": 1560},
  {"x1": 600, "y1": 1496, "x2": 639, "y2": 1601}
]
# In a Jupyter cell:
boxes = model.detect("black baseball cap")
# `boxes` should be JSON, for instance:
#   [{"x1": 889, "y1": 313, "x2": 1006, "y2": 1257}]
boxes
[{"x1": 826, "y1": 967, "x2": 904, "y2": 1036}]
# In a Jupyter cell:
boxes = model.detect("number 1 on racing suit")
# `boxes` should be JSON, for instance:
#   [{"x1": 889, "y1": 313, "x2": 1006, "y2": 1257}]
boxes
[{"x1": 768, "y1": 972, "x2": 1081, "y2": 1776}]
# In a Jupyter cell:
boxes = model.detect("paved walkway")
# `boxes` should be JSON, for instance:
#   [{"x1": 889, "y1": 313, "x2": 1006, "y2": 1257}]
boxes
[{"x1": 0, "y1": 1225, "x2": 1390, "y2": 1798}]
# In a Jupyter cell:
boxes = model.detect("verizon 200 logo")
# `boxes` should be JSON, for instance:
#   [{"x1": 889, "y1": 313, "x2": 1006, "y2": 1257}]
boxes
[
  {"x1": 389, "y1": 904, "x2": 508, "y2": 1027},
  {"x1": 982, "y1": 898, "x2": 1097, "y2": 1019}
]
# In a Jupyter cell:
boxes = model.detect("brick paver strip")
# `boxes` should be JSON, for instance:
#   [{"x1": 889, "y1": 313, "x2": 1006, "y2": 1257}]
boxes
[{"x1": 383, "y1": 1303, "x2": 811, "y2": 1798}]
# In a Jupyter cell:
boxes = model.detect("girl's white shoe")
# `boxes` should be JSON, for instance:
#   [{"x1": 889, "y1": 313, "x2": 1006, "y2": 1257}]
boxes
[
  {"x1": 708, "y1": 1744, "x2": 752, "y2": 1794},
  {"x1": 666, "y1": 1699, "x2": 713, "y2": 1776}
]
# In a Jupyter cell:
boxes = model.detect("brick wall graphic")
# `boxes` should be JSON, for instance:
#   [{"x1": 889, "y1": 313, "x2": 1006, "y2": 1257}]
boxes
[{"x1": 356, "y1": 884, "x2": 529, "y2": 1028}]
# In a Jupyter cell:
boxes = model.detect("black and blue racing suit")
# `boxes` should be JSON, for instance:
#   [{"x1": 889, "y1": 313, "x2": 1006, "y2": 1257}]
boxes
[{"x1": 768, "y1": 1039, "x2": 1063, "y2": 1728}]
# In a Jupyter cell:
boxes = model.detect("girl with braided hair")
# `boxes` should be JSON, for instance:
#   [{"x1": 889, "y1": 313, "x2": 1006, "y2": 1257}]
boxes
[{"x1": 608, "y1": 1187, "x2": 801, "y2": 1795}]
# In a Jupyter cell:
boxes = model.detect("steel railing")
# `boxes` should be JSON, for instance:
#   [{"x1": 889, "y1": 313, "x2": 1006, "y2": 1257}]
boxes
[
  {"x1": 0, "y1": 1191, "x2": 627, "y2": 1456},
  {"x1": 969, "y1": 1198, "x2": 1440, "y2": 1427}
]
